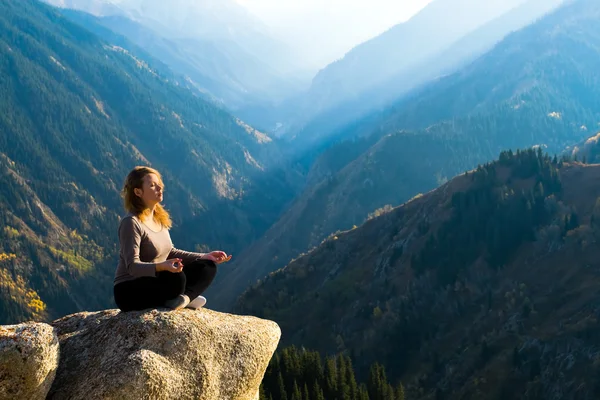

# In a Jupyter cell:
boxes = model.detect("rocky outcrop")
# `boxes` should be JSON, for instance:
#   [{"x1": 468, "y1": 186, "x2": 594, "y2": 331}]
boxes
[
  {"x1": 47, "y1": 309, "x2": 280, "y2": 400},
  {"x1": 0, "y1": 322, "x2": 59, "y2": 400}
]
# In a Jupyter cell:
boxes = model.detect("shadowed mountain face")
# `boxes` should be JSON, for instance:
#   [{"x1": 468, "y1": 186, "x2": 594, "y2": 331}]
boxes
[
  {"x1": 211, "y1": 0, "x2": 600, "y2": 310},
  {"x1": 0, "y1": 0, "x2": 300, "y2": 324},
  {"x1": 238, "y1": 150, "x2": 600, "y2": 399}
]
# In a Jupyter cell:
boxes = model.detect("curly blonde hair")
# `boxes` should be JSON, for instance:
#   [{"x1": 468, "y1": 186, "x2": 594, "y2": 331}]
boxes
[{"x1": 122, "y1": 166, "x2": 172, "y2": 228}]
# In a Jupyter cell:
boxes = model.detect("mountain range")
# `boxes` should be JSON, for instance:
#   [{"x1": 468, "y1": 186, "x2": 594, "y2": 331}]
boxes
[
  {"x1": 284, "y1": 0, "x2": 566, "y2": 146},
  {"x1": 42, "y1": 0, "x2": 309, "y2": 129},
  {"x1": 0, "y1": 0, "x2": 300, "y2": 323},
  {"x1": 210, "y1": 0, "x2": 600, "y2": 310}
]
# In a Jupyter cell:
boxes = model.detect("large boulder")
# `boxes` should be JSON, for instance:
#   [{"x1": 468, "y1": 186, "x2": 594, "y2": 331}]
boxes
[
  {"x1": 47, "y1": 308, "x2": 281, "y2": 400},
  {"x1": 0, "y1": 322, "x2": 59, "y2": 400}
]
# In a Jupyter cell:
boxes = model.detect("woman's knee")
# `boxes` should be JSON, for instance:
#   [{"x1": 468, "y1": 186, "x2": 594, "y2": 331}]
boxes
[
  {"x1": 158, "y1": 271, "x2": 186, "y2": 297},
  {"x1": 186, "y1": 259, "x2": 217, "y2": 283},
  {"x1": 190, "y1": 259, "x2": 217, "y2": 271},
  {"x1": 204, "y1": 260, "x2": 217, "y2": 278}
]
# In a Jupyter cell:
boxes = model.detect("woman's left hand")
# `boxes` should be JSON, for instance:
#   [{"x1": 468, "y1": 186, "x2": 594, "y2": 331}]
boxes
[{"x1": 201, "y1": 251, "x2": 232, "y2": 264}]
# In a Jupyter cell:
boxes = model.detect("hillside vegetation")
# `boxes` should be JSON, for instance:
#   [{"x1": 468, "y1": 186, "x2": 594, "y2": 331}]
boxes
[
  {"x1": 0, "y1": 0, "x2": 293, "y2": 323},
  {"x1": 212, "y1": 0, "x2": 600, "y2": 310},
  {"x1": 240, "y1": 149, "x2": 600, "y2": 399}
]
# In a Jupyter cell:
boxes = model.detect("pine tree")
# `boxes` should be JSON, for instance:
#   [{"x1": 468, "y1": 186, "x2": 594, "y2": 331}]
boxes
[
  {"x1": 282, "y1": 347, "x2": 302, "y2": 391},
  {"x1": 312, "y1": 380, "x2": 326, "y2": 400},
  {"x1": 291, "y1": 381, "x2": 302, "y2": 400},
  {"x1": 276, "y1": 372, "x2": 288, "y2": 400},
  {"x1": 344, "y1": 355, "x2": 359, "y2": 400},
  {"x1": 396, "y1": 383, "x2": 405, "y2": 400},
  {"x1": 263, "y1": 354, "x2": 280, "y2": 398},
  {"x1": 359, "y1": 384, "x2": 371, "y2": 400},
  {"x1": 324, "y1": 357, "x2": 338, "y2": 399},
  {"x1": 368, "y1": 363, "x2": 388, "y2": 400},
  {"x1": 302, "y1": 383, "x2": 310, "y2": 400},
  {"x1": 336, "y1": 355, "x2": 351, "y2": 399},
  {"x1": 302, "y1": 350, "x2": 324, "y2": 388}
]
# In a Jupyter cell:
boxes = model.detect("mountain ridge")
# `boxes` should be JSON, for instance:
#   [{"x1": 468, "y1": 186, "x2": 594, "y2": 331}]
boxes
[
  {"x1": 237, "y1": 150, "x2": 600, "y2": 399},
  {"x1": 42, "y1": 0, "x2": 307, "y2": 128},
  {"x1": 0, "y1": 0, "x2": 293, "y2": 324},
  {"x1": 285, "y1": 0, "x2": 565, "y2": 145},
  {"x1": 210, "y1": 0, "x2": 600, "y2": 310}
]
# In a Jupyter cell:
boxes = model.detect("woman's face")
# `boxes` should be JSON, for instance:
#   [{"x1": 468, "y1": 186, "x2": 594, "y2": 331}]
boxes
[{"x1": 135, "y1": 173, "x2": 163, "y2": 207}]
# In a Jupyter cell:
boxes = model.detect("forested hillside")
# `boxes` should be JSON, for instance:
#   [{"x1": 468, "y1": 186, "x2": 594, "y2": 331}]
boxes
[
  {"x1": 211, "y1": 0, "x2": 600, "y2": 310},
  {"x1": 43, "y1": 0, "x2": 307, "y2": 129},
  {"x1": 241, "y1": 149, "x2": 600, "y2": 399},
  {"x1": 0, "y1": 0, "x2": 295, "y2": 324}
]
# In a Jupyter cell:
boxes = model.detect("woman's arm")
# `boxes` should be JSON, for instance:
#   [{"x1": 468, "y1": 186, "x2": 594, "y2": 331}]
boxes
[
  {"x1": 120, "y1": 217, "x2": 157, "y2": 277},
  {"x1": 168, "y1": 247, "x2": 206, "y2": 266}
]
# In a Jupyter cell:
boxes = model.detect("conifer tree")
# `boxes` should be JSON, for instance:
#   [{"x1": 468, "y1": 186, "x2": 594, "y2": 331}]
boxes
[
  {"x1": 345, "y1": 355, "x2": 359, "y2": 399},
  {"x1": 291, "y1": 381, "x2": 302, "y2": 400},
  {"x1": 277, "y1": 372, "x2": 288, "y2": 400},
  {"x1": 396, "y1": 383, "x2": 405, "y2": 400},
  {"x1": 359, "y1": 384, "x2": 371, "y2": 400},
  {"x1": 336, "y1": 355, "x2": 351, "y2": 399},
  {"x1": 324, "y1": 356, "x2": 338, "y2": 399},
  {"x1": 302, "y1": 383, "x2": 310, "y2": 400},
  {"x1": 312, "y1": 380, "x2": 326, "y2": 400}
]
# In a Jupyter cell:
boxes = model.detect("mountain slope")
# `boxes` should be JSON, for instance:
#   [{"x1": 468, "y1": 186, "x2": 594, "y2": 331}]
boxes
[
  {"x1": 0, "y1": 0, "x2": 284, "y2": 324},
  {"x1": 210, "y1": 0, "x2": 600, "y2": 310},
  {"x1": 312, "y1": 0, "x2": 526, "y2": 97},
  {"x1": 124, "y1": 0, "x2": 297, "y2": 74},
  {"x1": 238, "y1": 150, "x2": 600, "y2": 399},
  {"x1": 43, "y1": 0, "x2": 125, "y2": 15},
  {"x1": 43, "y1": 0, "x2": 307, "y2": 127},
  {"x1": 288, "y1": 0, "x2": 564, "y2": 144},
  {"x1": 57, "y1": 11, "x2": 227, "y2": 103}
]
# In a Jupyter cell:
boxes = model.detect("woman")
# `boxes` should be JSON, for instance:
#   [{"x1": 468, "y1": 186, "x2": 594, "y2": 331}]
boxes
[{"x1": 113, "y1": 166, "x2": 231, "y2": 312}]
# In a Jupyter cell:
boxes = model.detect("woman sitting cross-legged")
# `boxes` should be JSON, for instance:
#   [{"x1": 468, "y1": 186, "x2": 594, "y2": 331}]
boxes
[{"x1": 113, "y1": 166, "x2": 232, "y2": 312}]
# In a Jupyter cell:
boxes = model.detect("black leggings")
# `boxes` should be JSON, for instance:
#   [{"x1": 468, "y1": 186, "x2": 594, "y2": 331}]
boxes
[{"x1": 114, "y1": 259, "x2": 217, "y2": 312}]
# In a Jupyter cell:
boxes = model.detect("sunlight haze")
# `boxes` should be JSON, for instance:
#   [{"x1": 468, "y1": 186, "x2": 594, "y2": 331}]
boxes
[{"x1": 236, "y1": 0, "x2": 432, "y2": 69}]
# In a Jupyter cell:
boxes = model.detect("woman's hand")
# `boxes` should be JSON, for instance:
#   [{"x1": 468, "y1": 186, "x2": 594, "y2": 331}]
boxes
[
  {"x1": 156, "y1": 258, "x2": 183, "y2": 273},
  {"x1": 201, "y1": 251, "x2": 232, "y2": 264}
]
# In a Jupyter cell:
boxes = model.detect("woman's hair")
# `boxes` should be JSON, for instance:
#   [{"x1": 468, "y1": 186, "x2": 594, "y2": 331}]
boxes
[{"x1": 122, "y1": 166, "x2": 172, "y2": 228}]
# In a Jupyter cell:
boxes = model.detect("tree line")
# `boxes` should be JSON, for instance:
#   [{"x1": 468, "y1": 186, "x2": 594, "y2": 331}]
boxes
[{"x1": 260, "y1": 346, "x2": 406, "y2": 400}]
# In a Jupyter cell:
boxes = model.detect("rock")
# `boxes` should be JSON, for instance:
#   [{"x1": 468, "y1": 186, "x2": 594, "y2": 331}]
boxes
[
  {"x1": 48, "y1": 309, "x2": 281, "y2": 400},
  {"x1": 0, "y1": 322, "x2": 59, "y2": 400}
]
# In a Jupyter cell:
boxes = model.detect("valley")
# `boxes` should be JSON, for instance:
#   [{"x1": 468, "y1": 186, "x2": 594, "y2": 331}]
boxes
[{"x1": 2, "y1": 0, "x2": 600, "y2": 398}]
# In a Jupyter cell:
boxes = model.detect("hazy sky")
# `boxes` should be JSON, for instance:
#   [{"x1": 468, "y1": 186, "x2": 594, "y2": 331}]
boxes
[{"x1": 236, "y1": 0, "x2": 432, "y2": 69}]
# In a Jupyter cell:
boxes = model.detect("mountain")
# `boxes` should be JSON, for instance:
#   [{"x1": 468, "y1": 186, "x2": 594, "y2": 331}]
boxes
[
  {"x1": 309, "y1": 0, "x2": 527, "y2": 105},
  {"x1": 238, "y1": 149, "x2": 600, "y2": 399},
  {"x1": 287, "y1": 0, "x2": 565, "y2": 145},
  {"x1": 0, "y1": 0, "x2": 297, "y2": 324},
  {"x1": 209, "y1": 0, "x2": 600, "y2": 310},
  {"x1": 123, "y1": 0, "x2": 295, "y2": 71},
  {"x1": 42, "y1": 0, "x2": 308, "y2": 128},
  {"x1": 42, "y1": 0, "x2": 126, "y2": 16}
]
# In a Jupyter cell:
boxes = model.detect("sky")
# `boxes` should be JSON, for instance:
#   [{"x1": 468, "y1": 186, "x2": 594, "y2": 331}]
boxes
[{"x1": 235, "y1": 0, "x2": 432, "y2": 69}]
